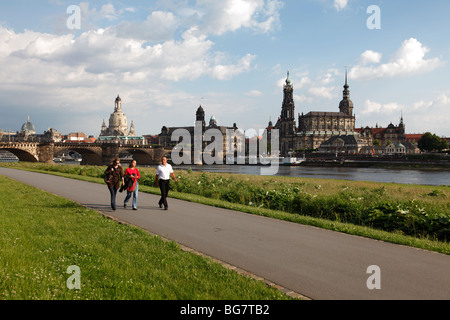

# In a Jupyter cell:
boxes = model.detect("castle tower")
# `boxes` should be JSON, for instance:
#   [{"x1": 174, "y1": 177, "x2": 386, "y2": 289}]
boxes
[
  {"x1": 339, "y1": 67, "x2": 354, "y2": 116},
  {"x1": 280, "y1": 71, "x2": 296, "y2": 135},
  {"x1": 196, "y1": 105, "x2": 206, "y2": 130}
]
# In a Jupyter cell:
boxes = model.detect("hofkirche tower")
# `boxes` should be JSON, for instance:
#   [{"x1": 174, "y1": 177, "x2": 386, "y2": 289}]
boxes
[{"x1": 273, "y1": 69, "x2": 357, "y2": 154}]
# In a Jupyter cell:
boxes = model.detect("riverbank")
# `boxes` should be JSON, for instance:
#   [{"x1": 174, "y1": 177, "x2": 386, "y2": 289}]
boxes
[
  {"x1": 1, "y1": 162, "x2": 449, "y2": 254},
  {"x1": 301, "y1": 159, "x2": 450, "y2": 170}
]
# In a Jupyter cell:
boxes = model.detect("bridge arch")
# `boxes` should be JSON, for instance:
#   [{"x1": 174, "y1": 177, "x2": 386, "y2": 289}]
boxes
[
  {"x1": 3, "y1": 148, "x2": 38, "y2": 162},
  {"x1": 53, "y1": 144, "x2": 103, "y2": 166},
  {"x1": 118, "y1": 146, "x2": 167, "y2": 166},
  {"x1": 0, "y1": 143, "x2": 39, "y2": 162}
]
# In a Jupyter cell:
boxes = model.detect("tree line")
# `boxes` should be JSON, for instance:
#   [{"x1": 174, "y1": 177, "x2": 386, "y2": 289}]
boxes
[{"x1": 418, "y1": 132, "x2": 449, "y2": 152}]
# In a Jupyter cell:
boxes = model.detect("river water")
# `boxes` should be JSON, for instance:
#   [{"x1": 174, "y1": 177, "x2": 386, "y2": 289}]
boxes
[{"x1": 172, "y1": 164, "x2": 450, "y2": 187}]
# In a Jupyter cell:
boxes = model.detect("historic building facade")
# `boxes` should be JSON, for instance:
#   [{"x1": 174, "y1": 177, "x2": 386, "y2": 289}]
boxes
[
  {"x1": 0, "y1": 116, "x2": 62, "y2": 143},
  {"x1": 269, "y1": 70, "x2": 422, "y2": 156},
  {"x1": 273, "y1": 70, "x2": 358, "y2": 155},
  {"x1": 159, "y1": 105, "x2": 243, "y2": 162},
  {"x1": 356, "y1": 118, "x2": 406, "y2": 147}
]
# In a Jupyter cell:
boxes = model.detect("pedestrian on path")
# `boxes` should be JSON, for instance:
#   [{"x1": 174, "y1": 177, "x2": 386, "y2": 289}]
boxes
[
  {"x1": 123, "y1": 160, "x2": 140, "y2": 210},
  {"x1": 154, "y1": 156, "x2": 177, "y2": 210},
  {"x1": 104, "y1": 157, "x2": 124, "y2": 211}
]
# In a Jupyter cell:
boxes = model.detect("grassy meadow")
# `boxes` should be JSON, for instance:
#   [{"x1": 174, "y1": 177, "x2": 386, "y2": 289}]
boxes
[
  {"x1": 0, "y1": 174, "x2": 293, "y2": 300},
  {"x1": 1, "y1": 162, "x2": 449, "y2": 256}
]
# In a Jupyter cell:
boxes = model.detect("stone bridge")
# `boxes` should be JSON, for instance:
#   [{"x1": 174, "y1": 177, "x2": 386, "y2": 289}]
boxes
[{"x1": 0, "y1": 142, "x2": 170, "y2": 166}]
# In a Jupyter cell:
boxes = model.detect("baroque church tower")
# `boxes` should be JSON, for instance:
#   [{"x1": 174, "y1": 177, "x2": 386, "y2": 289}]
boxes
[
  {"x1": 339, "y1": 67, "x2": 354, "y2": 116},
  {"x1": 273, "y1": 68, "x2": 357, "y2": 155},
  {"x1": 280, "y1": 71, "x2": 296, "y2": 135},
  {"x1": 100, "y1": 95, "x2": 135, "y2": 137}
]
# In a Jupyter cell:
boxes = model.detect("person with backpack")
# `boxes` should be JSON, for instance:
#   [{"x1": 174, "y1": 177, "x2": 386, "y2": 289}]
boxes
[
  {"x1": 123, "y1": 160, "x2": 140, "y2": 210},
  {"x1": 104, "y1": 158, "x2": 124, "y2": 211}
]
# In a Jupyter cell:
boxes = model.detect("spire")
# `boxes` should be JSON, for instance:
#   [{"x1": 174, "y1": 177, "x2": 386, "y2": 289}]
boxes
[
  {"x1": 345, "y1": 66, "x2": 348, "y2": 87},
  {"x1": 339, "y1": 66, "x2": 354, "y2": 116},
  {"x1": 285, "y1": 70, "x2": 291, "y2": 86},
  {"x1": 343, "y1": 66, "x2": 350, "y2": 98}
]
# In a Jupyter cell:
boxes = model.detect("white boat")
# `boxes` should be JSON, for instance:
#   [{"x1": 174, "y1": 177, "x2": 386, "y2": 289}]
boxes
[{"x1": 282, "y1": 156, "x2": 306, "y2": 165}]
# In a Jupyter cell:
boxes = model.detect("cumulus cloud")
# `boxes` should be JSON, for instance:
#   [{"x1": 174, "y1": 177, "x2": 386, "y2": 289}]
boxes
[
  {"x1": 0, "y1": 20, "x2": 256, "y2": 86},
  {"x1": 0, "y1": 1, "x2": 287, "y2": 134},
  {"x1": 308, "y1": 86, "x2": 336, "y2": 100},
  {"x1": 350, "y1": 38, "x2": 443, "y2": 81},
  {"x1": 196, "y1": 0, "x2": 284, "y2": 35},
  {"x1": 361, "y1": 100, "x2": 404, "y2": 115},
  {"x1": 358, "y1": 50, "x2": 382, "y2": 65},
  {"x1": 111, "y1": 11, "x2": 179, "y2": 42}
]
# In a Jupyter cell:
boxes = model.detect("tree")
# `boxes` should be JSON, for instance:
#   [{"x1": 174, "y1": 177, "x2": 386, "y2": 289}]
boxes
[
  {"x1": 418, "y1": 132, "x2": 447, "y2": 152},
  {"x1": 440, "y1": 139, "x2": 449, "y2": 151}
]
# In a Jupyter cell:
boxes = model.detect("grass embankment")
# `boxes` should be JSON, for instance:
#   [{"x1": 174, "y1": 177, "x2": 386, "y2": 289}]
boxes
[
  {"x1": 0, "y1": 174, "x2": 292, "y2": 300},
  {"x1": 1, "y1": 162, "x2": 449, "y2": 255}
]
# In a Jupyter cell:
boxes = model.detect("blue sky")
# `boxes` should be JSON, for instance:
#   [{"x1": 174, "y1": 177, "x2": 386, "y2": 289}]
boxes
[{"x1": 1, "y1": 0, "x2": 449, "y2": 137}]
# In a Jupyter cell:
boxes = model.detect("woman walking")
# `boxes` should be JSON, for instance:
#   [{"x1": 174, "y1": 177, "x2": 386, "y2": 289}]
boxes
[
  {"x1": 154, "y1": 156, "x2": 177, "y2": 210},
  {"x1": 104, "y1": 158, "x2": 124, "y2": 211},
  {"x1": 123, "y1": 160, "x2": 140, "y2": 210}
]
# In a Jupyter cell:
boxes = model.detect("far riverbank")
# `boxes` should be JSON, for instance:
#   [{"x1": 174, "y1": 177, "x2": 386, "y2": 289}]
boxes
[{"x1": 171, "y1": 164, "x2": 450, "y2": 187}]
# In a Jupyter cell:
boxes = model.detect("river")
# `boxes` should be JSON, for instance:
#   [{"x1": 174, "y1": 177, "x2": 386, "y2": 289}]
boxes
[{"x1": 172, "y1": 164, "x2": 450, "y2": 187}]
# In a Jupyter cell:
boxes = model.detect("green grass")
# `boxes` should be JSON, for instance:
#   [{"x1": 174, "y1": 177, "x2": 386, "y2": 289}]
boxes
[
  {"x1": 1, "y1": 162, "x2": 449, "y2": 255},
  {"x1": 0, "y1": 175, "x2": 293, "y2": 300}
]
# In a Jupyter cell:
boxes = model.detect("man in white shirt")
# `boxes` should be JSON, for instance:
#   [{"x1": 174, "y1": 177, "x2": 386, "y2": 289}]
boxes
[{"x1": 154, "y1": 156, "x2": 177, "y2": 210}]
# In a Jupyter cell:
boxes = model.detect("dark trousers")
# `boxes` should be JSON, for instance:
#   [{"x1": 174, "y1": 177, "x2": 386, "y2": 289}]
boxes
[
  {"x1": 158, "y1": 179, "x2": 170, "y2": 208},
  {"x1": 108, "y1": 186, "x2": 118, "y2": 210}
]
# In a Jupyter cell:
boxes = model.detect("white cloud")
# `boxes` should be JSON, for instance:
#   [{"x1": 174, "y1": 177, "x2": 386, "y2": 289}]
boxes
[
  {"x1": 211, "y1": 54, "x2": 256, "y2": 80},
  {"x1": 0, "y1": 1, "x2": 283, "y2": 135},
  {"x1": 334, "y1": 0, "x2": 348, "y2": 11},
  {"x1": 358, "y1": 50, "x2": 382, "y2": 65},
  {"x1": 361, "y1": 100, "x2": 404, "y2": 115},
  {"x1": 308, "y1": 86, "x2": 336, "y2": 100},
  {"x1": 408, "y1": 94, "x2": 450, "y2": 135},
  {"x1": 112, "y1": 11, "x2": 179, "y2": 42},
  {"x1": 196, "y1": 0, "x2": 284, "y2": 35},
  {"x1": 350, "y1": 38, "x2": 444, "y2": 81},
  {"x1": 245, "y1": 90, "x2": 263, "y2": 97},
  {"x1": 100, "y1": 4, "x2": 119, "y2": 21}
]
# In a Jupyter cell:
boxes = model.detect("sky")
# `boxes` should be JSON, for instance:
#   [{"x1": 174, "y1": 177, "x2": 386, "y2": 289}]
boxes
[{"x1": 0, "y1": 0, "x2": 449, "y2": 138}]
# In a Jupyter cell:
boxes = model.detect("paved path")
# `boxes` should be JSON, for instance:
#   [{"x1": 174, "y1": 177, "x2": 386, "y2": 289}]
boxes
[{"x1": 1, "y1": 167, "x2": 449, "y2": 300}]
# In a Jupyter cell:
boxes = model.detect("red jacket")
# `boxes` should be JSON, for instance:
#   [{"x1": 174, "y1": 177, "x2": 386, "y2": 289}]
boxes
[{"x1": 124, "y1": 167, "x2": 140, "y2": 192}]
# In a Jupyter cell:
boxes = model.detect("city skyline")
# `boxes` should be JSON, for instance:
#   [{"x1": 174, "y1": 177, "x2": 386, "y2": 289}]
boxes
[{"x1": 1, "y1": 0, "x2": 449, "y2": 137}]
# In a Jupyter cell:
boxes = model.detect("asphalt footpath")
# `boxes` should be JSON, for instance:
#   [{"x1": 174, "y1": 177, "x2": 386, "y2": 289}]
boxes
[{"x1": 1, "y1": 167, "x2": 449, "y2": 300}]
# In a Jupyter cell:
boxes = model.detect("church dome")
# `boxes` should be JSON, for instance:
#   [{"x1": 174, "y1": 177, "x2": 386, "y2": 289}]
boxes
[
  {"x1": 339, "y1": 98, "x2": 354, "y2": 110},
  {"x1": 21, "y1": 117, "x2": 36, "y2": 134}
]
